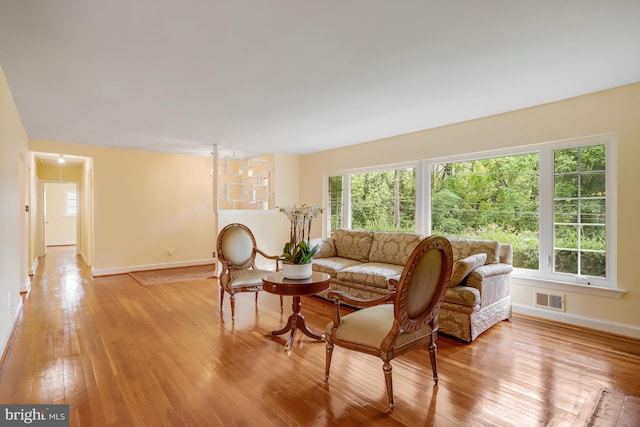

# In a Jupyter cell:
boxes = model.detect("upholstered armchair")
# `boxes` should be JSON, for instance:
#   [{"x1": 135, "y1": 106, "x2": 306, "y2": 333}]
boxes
[
  {"x1": 216, "y1": 223, "x2": 281, "y2": 320},
  {"x1": 324, "y1": 235, "x2": 453, "y2": 409}
]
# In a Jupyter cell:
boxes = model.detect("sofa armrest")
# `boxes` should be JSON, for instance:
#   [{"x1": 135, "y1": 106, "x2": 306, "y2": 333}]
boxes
[
  {"x1": 469, "y1": 263, "x2": 513, "y2": 281},
  {"x1": 466, "y1": 263, "x2": 513, "y2": 306}
]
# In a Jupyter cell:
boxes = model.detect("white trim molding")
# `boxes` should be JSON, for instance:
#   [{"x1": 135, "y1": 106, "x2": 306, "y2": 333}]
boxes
[
  {"x1": 511, "y1": 275, "x2": 626, "y2": 299},
  {"x1": 513, "y1": 303, "x2": 640, "y2": 340},
  {"x1": 0, "y1": 298, "x2": 23, "y2": 368},
  {"x1": 92, "y1": 258, "x2": 215, "y2": 277}
]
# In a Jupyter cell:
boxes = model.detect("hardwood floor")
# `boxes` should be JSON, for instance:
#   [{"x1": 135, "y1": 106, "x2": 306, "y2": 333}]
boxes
[{"x1": 1, "y1": 246, "x2": 639, "y2": 426}]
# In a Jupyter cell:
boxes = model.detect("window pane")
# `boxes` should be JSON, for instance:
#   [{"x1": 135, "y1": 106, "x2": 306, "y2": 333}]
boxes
[
  {"x1": 580, "y1": 145, "x2": 606, "y2": 171},
  {"x1": 555, "y1": 249, "x2": 578, "y2": 274},
  {"x1": 582, "y1": 225, "x2": 606, "y2": 250},
  {"x1": 554, "y1": 174, "x2": 578, "y2": 198},
  {"x1": 580, "y1": 199, "x2": 605, "y2": 224},
  {"x1": 351, "y1": 168, "x2": 415, "y2": 231},
  {"x1": 431, "y1": 153, "x2": 539, "y2": 270},
  {"x1": 555, "y1": 199, "x2": 578, "y2": 223},
  {"x1": 581, "y1": 172, "x2": 605, "y2": 197},
  {"x1": 555, "y1": 224, "x2": 578, "y2": 249},
  {"x1": 555, "y1": 148, "x2": 578, "y2": 173},
  {"x1": 581, "y1": 251, "x2": 606, "y2": 277}
]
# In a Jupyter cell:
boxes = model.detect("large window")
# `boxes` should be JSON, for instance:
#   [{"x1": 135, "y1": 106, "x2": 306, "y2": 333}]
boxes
[
  {"x1": 431, "y1": 153, "x2": 540, "y2": 269},
  {"x1": 553, "y1": 145, "x2": 607, "y2": 278},
  {"x1": 327, "y1": 166, "x2": 417, "y2": 235},
  {"x1": 326, "y1": 135, "x2": 615, "y2": 288}
]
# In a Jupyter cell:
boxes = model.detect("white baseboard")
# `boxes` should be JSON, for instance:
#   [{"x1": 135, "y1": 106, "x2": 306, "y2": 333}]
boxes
[
  {"x1": 513, "y1": 303, "x2": 640, "y2": 340},
  {"x1": 79, "y1": 251, "x2": 90, "y2": 267},
  {"x1": 46, "y1": 241, "x2": 76, "y2": 247},
  {"x1": 92, "y1": 258, "x2": 215, "y2": 277},
  {"x1": 20, "y1": 274, "x2": 31, "y2": 294},
  {"x1": 1, "y1": 298, "x2": 23, "y2": 368},
  {"x1": 28, "y1": 257, "x2": 39, "y2": 276}
]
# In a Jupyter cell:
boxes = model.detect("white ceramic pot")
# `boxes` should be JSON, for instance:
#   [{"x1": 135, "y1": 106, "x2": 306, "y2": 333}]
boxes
[{"x1": 282, "y1": 263, "x2": 313, "y2": 280}]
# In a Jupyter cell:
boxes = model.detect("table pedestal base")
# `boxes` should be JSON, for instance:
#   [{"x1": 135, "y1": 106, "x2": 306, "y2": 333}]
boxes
[{"x1": 269, "y1": 296, "x2": 323, "y2": 351}]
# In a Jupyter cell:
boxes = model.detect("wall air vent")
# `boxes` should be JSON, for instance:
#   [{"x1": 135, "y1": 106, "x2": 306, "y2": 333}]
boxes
[{"x1": 535, "y1": 291, "x2": 565, "y2": 312}]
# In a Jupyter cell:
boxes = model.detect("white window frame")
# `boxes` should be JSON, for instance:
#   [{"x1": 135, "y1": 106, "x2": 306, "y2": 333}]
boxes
[{"x1": 425, "y1": 134, "x2": 617, "y2": 292}]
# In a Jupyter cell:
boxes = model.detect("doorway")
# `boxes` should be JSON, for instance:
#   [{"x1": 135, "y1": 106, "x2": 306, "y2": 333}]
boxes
[
  {"x1": 44, "y1": 182, "x2": 78, "y2": 248},
  {"x1": 32, "y1": 152, "x2": 94, "y2": 269}
]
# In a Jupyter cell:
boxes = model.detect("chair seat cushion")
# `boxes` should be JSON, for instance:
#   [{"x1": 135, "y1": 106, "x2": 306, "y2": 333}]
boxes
[
  {"x1": 222, "y1": 269, "x2": 269, "y2": 289},
  {"x1": 327, "y1": 304, "x2": 394, "y2": 348},
  {"x1": 326, "y1": 304, "x2": 434, "y2": 349}
]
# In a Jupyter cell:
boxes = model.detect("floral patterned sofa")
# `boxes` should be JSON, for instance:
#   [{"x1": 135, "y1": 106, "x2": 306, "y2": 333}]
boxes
[{"x1": 311, "y1": 229, "x2": 513, "y2": 342}]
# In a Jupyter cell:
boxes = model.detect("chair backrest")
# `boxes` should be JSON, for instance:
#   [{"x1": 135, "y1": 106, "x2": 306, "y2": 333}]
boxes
[
  {"x1": 217, "y1": 223, "x2": 257, "y2": 269},
  {"x1": 394, "y1": 236, "x2": 453, "y2": 333}
]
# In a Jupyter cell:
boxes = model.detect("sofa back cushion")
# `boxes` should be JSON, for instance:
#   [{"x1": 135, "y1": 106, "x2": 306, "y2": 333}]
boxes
[
  {"x1": 368, "y1": 231, "x2": 424, "y2": 266},
  {"x1": 448, "y1": 237, "x2": 500, "y2": 264},
  {"x1": 333, "y1": 229, "x2": 374, "y2": 262},
  {"x1": 309, "y1": 237, "x2": 337, "y2": 258}
]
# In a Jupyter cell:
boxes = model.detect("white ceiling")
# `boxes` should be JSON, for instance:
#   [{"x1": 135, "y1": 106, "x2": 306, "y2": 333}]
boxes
[{"x1": 1, "y1": 1, "x2": 639, "y2": 157}]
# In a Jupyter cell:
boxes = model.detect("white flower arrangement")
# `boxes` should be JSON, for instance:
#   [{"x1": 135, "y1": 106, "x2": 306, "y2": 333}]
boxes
[{"x1": 279, "y1": 204, "x2": 324, "y2": 264}]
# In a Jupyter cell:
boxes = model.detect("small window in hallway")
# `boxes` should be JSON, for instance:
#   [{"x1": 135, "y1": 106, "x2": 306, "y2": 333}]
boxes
[{"x1": 65, "y1": 191, "x2": 77, "y2": 216}]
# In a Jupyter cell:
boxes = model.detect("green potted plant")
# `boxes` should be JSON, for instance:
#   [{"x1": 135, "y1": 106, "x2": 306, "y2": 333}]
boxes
[{"x1": 279, "y1": 204, "x2": 324, "y2": 279}]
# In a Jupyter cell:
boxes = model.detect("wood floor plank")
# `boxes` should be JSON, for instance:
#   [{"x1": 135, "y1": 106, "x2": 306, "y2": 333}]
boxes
[{"x1": 1, "y1": 246, "x2": 639, "y2": 426}]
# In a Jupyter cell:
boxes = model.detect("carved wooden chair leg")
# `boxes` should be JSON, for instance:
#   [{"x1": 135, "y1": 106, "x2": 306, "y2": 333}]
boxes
[
  {"x1": 219, "y1": 288, "x2": 225, "y2": 314},
  {"x1": 324, "y1": 342, "x2": 334, "y2": 381},
  {"x1": 428, "y1": 334, "x2": 439, "y2": 384},
  {"x1": 383, "y1": 361, "x2": 394, "y2": 409},
  {"x1": 230, "y1": 293, "x2": 236, "y2": 321}
]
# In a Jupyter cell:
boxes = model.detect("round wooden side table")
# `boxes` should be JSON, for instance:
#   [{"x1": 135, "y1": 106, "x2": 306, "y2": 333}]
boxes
[{"x1": 262, "y1": 271, "x2": 330, "y2": 351}]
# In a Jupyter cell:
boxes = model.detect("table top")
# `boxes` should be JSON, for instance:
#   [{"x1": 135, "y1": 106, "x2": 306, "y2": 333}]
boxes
[{"x1": 262, "y1": 272, "x2": 330, "y2": 296}]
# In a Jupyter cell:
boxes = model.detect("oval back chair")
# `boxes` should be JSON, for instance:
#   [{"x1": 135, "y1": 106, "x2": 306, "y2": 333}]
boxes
[
  {"x1": 324, "y1": 235, "x2": 453, "y2": 409},
  {"x1": 216, "y1": 223, "x2": 281, "y2": 320}
]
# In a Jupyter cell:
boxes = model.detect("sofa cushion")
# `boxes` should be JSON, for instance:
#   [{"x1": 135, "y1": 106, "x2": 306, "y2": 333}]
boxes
[
  {"x1": 368, "y1": 231, "x2": 424, "y2": 266},
  {"x1": 310, "y1": 237, "x2": 336, "y2": 258},
  {"x1": 336, "y1": 262, "x2": 403, "y2": 289},
  {"x1": 333, "y1": 229, "x2": 374, "y2": 262},
  {"x1": 312, "y1": 257, "x2": 362, "y2": 278},
  {"x1": 444, "y1": 285, "x2": 481, "y2": 307},
  {"x1": 449, "y1": 237, "x2": 500, "y2": 264},
  {"x1": 450, "y1": 253, "x2": 487, "y2": 286}
]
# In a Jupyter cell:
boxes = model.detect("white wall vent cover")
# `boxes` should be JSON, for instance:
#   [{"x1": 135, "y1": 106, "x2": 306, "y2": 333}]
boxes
[{"x1": 535, "y1": 291, "x2": 565, "y2": 312}]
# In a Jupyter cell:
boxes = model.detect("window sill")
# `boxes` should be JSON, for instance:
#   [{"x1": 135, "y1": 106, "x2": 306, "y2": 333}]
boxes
[{"x1": 511, "y1": 274, "x2": 626, "y2": 299}]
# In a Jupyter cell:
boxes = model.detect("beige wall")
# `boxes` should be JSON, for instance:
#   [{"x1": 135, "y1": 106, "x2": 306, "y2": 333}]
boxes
[
  {"x1": 299, "y1": 82, "x2": 640, "y2": 337},
  {"x1": 0, "y1": 65, "x2": 29, "y2": 355},
  {"x1": 28, "y1": 140, "x2": 217, "y2": 275}
]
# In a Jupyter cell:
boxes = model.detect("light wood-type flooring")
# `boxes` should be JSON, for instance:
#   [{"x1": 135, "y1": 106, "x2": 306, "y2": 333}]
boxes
[{"x1": 1, "y1": 246, "x2": 639, "y2": 426}]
